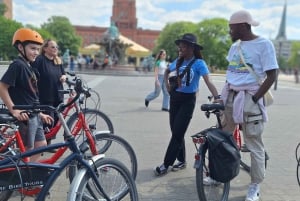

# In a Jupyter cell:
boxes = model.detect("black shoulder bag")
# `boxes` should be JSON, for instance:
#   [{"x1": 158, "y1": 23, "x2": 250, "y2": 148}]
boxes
[{"x1": 168, "y1": 59, "x2": 196, "y2": 92}]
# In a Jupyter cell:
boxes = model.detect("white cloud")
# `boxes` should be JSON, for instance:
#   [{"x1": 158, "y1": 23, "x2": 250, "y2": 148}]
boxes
[{"x1": 12, "y1": 0, "x2": 300, "y2": 40}]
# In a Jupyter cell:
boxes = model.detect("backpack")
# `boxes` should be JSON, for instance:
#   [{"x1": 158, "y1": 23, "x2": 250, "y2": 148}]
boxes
[{"x1": 206, "y1": 128, "x2": 241, "y2": 183}]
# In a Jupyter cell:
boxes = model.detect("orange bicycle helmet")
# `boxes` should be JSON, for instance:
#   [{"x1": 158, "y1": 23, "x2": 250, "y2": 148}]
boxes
[{"x1": 12, "y1": 28, "x2": 43, "y2": 47}]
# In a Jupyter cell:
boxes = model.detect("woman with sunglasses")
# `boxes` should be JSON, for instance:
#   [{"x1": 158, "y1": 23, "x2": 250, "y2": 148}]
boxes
[{"x1": 32, "y1": 39, "x2": 66, "y2": 146}]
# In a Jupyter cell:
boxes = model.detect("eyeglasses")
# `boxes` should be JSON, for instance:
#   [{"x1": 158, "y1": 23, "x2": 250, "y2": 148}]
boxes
[{"x1": 50, "y1": 46, "x2": 59, "y2": 49}]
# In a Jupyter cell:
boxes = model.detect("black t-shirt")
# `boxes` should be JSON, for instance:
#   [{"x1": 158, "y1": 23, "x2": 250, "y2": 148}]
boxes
[
  {"x1": 31, "y1": 55, "x2": 65, "y2": 104},
  {"x1": 1, "y1": 57, "x2": 39, "y2": 105}
]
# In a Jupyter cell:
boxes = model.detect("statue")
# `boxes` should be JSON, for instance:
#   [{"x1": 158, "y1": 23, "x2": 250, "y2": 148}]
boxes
[
  {"x1": 99, "y1": 20, "x2": 129, "y2": 65},
  {"x1": 108, "y1": 21, "x2": 119, "y2": 41}
]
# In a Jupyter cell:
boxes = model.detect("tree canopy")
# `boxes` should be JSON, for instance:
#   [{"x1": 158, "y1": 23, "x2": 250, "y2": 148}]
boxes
[
  {"x1": 41, "y1": 16, "x2": 82, "y2": 56},
  {"x1": 154, "y1": 18, "x2": 231, "y2": 70},
  {"x1": 0, "y1": 16, "x2": 22, "y2": 60},
  {"x1": 287, "y1": 41, "x2": 300, "y2": 68},
  {"x1": 154, "y1": 21, "x2": 198, "y2": 61}
]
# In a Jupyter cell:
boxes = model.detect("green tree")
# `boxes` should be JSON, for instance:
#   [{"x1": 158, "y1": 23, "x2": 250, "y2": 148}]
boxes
[
  {"x1": 287, "y1": 41, "x2": 300, "y2": 69},
  {"x1": 154, "y1": 19, "x2": 231, "y2": 71},
  {"x1": 25, "y1": 24, "x2": 54, "y2": 41},
  {"x1": 0, "y1": 3, "x2": 6, "y2": 16},
  {"x1": 196, "y1": 18, "x2": 231, "y2": 71},
  {"x1": 41, "y1": 16, "x2": 81, "y2": 55},
  {"x1": 154, "y1": 21, "x2": 198, "y2": 61},
  {"x1": 0, "y1": 16, "x2": 22, "y2": 60}
]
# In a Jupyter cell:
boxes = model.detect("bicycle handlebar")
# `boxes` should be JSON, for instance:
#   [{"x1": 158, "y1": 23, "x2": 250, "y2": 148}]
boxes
[
  {"x1": 66, "y1": 76, "x2": 91, "y2": 98},
  {"x1": 13, "y1": 79, "x2": 84, "y2": 113}
]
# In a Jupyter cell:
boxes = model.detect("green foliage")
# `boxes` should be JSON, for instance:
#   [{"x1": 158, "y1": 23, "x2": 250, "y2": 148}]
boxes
[
  {"x1": 0, "y1": 3, "x2": 6, "y2": 16},
  {"x1": 154, "y1": 18, "x2": 231, "y2": 70},
  {"x1": 287, "y1": 41, "x2": 300, "y2": 68},
  {"x1": 41, "y1": 16, "x2": 82, "y2": 56},
  {"x1": 0, "y1": 16, "x2": 22, "y2": 60},
  {"x1": 154, "y1": 21, "x2": 198, "y2": 61},
  {"x1": 196, "y1": 18, "x2": 231, "y2": 70},
  {"x1": 25, "y1": 24, "x2": 54, "y2": 41}
]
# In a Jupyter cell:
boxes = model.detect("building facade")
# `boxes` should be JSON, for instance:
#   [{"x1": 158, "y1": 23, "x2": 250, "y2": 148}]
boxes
[
  {"x1": 0, "y1": 0, "x2": 12, "y2": 19},
  {"x1": 74, "y1": 0, "x2": 160, "y2": 51}
]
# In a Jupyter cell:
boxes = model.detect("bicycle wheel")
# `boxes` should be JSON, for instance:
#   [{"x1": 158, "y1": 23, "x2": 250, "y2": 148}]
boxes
[
  {"x1": 195, "y1": 152, "x2": 230, "y2": 201},
  {"x1": 0, "y1": 189, "x2": 12, "y2": 201},
  {"x1": 69, "y1": 132, "x2": 138, "y2": 181},
  {"x1": 68, "y1": 157, "x2": 139, "y2": 201},
  {"x1": 67, "y1": 108, "x2": 114, "y2": 135},
  {"x1": 66, "y1": 108, "x2": 114, "y2": 152},
  {"x1": 296, "y1": 143, "x2": 300, "y2": 186}
]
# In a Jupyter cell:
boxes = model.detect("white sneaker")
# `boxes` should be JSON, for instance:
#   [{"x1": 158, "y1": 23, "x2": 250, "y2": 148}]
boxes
[
  {"x1": 245, "y1": 183, "x2": 260, "y2": 201},
  {"x1": 203, "y1": 176, "x2": 221, "y2": 186}
]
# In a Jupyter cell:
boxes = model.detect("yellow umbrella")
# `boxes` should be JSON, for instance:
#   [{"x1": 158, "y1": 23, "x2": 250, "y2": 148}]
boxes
[
  {"x1": 118, "y1": 35, "x2": 150, "y2": 57},
  {"x1": 80, "y1": 44, "x2": 101, "y2": 55}
]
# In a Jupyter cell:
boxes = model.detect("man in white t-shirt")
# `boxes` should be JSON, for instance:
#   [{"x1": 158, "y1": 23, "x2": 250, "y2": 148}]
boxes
[{"x1": 219, "y1": 10, "x2": 278, "y2": 201}]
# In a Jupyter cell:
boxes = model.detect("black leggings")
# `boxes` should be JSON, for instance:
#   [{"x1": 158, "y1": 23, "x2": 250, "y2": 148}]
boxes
[{"x1": 163, "y1": 92, "x2": 196, "y2": 167}]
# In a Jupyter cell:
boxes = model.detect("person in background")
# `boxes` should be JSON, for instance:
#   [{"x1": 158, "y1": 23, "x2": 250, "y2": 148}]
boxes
[
  {"x1": 145, "y1": 49, "x2": 170, "y2": 111},
  {"x1": 0, "y1": 28, "x2": 53, "y2": 161},
  {"x1": 70, "y1": 55, "x2": 75, "y2": 71},
  {"x1": 62, "y1": 49, "x2": 70, "y2": 68},
  {"x1": 154, "y1": 33, "x2": 220, "y2": 176},
  {"x1": 218, "y1": 10, "x2": 278, "y2": 201},
  {"x1": 31, "y1": 39, "x2": 66, "y2": 146}
]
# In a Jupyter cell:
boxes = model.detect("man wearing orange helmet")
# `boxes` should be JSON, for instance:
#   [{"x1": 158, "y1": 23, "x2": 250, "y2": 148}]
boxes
[{"x1": 0, "y1": 28, "x2": 53, "y2": 161}]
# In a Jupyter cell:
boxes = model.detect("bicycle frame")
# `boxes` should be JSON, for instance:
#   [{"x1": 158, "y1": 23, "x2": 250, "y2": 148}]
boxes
[
  {"x1": 0, "y1": 94, "x2": 98, "y2": 165},
  {"x1": 0, "y1": 132, "x2": 108, "y2": 200},
  {"x1": 0, "y1": 88, "x2": 101, "y2": 197},
  {"x1": 0, "y1": 82, "x2": 112, "y2": 200}
]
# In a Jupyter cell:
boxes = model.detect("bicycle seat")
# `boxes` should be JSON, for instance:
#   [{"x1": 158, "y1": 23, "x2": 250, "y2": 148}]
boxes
[
  {"x1": 201, "y1": 103, "x2": 224, "y2": 112},
  {"x1": 0, "y1": 109, "x2": 16, "y2": 123}
]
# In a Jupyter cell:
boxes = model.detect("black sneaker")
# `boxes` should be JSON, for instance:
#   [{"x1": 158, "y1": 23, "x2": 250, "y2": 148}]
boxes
[
  {"x1": 145, "y1": 100, "x2": 149, "y2": 107},
  {"x1": 161, "y1": 108, "x2": 169, "y2": 112},
  {"x1": 172, "y1": 161, "x2": 186, "y2": 171},
  {"x1": 154, "y1": 164, "x2": 168, "y2": 176}
]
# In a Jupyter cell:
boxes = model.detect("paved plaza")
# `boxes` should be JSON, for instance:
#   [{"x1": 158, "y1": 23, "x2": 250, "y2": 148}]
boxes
[{"x1": 1, "y1": 66, "x2": 299, "y2": 200}]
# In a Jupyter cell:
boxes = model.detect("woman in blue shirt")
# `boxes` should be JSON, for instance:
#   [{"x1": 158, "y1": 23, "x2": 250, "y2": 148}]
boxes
[{"x1": 154, "y1": 33, "x2": 220, "y2": 176}]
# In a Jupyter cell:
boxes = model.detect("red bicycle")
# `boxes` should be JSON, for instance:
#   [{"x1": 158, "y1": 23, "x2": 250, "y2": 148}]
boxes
[{"x1": 0, "y1": 76, "x2": 138, "y2": 199}]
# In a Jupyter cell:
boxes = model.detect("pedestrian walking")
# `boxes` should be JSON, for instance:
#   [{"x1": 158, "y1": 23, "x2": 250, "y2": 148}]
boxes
[{"x1": 145, "y1": 49, "x2": 170, "y2": 111}]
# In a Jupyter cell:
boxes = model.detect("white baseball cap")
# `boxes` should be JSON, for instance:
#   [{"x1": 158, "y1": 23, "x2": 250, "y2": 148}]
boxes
[{"x1": 229, "y1": 10, "x2": 260, "y2": 26}]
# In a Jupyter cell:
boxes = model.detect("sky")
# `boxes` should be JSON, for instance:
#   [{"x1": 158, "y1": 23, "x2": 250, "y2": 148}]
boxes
[{"x1": 12, "y1": 0, "x2": 300, "y2": 40}]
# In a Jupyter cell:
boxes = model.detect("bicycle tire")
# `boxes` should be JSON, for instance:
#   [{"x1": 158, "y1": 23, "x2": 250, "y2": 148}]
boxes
[
  {"x1": 195, "y1": 153, "x2": 230, "y2": 201},
  {"x1": 297, "y1": 158, "x2": 300, "y2": 186},
  {"x1": 0, "y1": 190, "x2": 12, "y2": 201},
  {"x1": 66, "y1": 108, "x2": 114, "y2": 135},
  {"x1": 69, "y1": 132, "x2": 138, "y2": 181},
  {"x1": 0, "y1": 152, "x2": 16, "y2": 201},
  {"x1": 66, "y1": 108, "x2": 114, "y2": 153},
  {"x1": 68, "y1": 157, "x2": 139, "y2": 201},
  {"x1": 296, "y1": 143, "x2": 300, "y2": 186}
]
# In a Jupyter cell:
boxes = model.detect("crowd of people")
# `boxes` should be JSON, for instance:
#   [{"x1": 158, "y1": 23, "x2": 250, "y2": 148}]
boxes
[{"x1": 0, "y1": 9, "x2": 278, "y2": 201}]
